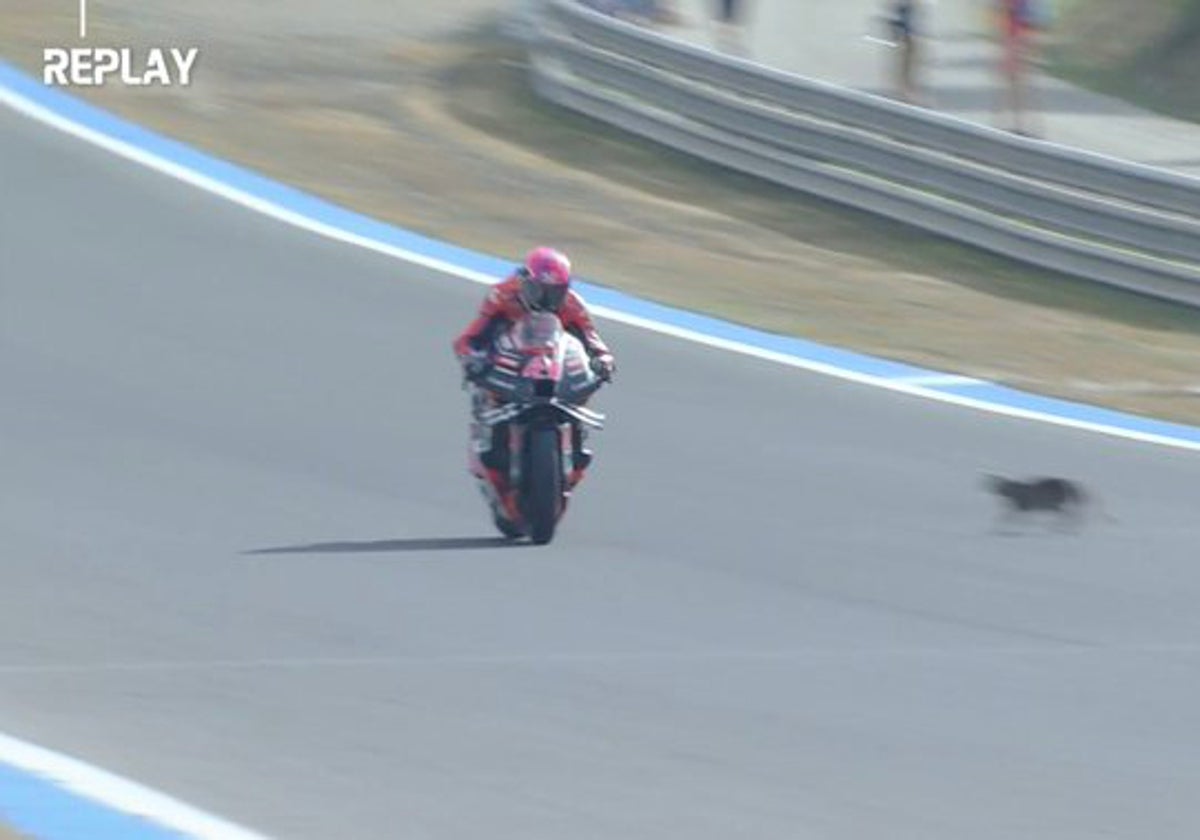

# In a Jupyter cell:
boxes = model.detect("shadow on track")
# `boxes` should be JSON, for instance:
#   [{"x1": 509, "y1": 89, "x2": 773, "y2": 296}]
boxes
[{"x1": 244, "y1": 537, "x2": 519, "y2": 555}]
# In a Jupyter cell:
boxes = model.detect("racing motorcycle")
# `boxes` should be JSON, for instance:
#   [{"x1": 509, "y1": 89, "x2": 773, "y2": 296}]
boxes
[{"x1": 464, "y1": 311, "x2": 608, "y2": 545}]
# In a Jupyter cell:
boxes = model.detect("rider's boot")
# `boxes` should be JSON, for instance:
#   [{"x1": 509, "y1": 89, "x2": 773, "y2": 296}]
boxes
[
  {"x1": 566, "y1": 424, "x2": 592, "y2": 492},
  {"x1": 566, "y1": 466, "x2": 586, "y2": 493},
  {"x1": 475, "y1": 463, "x2": 519, "y2": 520},
  {"x1": 573, "y1": 424, "x2": 592, "y2": 469},
  {"x1": 470, "y1": 388, "x2": 511, "y2": 472},
  {"x1": 572, "y1": 424, "x2": 593, "y2": 471}
]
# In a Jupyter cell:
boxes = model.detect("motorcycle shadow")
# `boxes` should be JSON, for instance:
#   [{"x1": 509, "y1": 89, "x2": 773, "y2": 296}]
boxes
[{"x1": 244, "y1": 536, "x2": 520, "y2": 556}]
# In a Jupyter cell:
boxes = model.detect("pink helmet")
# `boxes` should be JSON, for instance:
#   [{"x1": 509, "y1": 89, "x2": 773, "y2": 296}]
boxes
[{"x1": 519, "y1": 246, "x2": 572, "y2": 312}]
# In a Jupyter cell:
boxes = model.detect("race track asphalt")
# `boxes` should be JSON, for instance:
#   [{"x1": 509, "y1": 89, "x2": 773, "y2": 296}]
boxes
[{"x1": 4, "y1": 105, "x2": 1200, "y2": 839}]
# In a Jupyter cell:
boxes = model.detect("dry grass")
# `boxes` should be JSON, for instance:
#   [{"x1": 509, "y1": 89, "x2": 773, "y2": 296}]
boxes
[
  {"x1": 1051, "y1": 0, "x2": 1184, "y2": 66},
  {"x1": 3, "y1": 4, "x2": 1200, "y2": 425}
]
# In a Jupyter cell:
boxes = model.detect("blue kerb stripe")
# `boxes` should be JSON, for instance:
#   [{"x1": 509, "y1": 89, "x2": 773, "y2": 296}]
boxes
[
  {"x1": 0, "y1": 762, "x2": 186, "y2": 840},
  {"x1": 575, "y1": 282, "x2": 942, "y2": 378},
  {"x1": 5, "y1": 58, "x2": 1200, "y2": 453},
  {"x1": 580, "y1": 277, "x2": 1200, "y2": 443},
  {"x1": 940, "y1": 382, "x2": 1200, "y2": 444}
]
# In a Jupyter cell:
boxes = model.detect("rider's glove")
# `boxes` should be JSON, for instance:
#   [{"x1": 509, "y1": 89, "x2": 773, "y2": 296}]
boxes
[
  {"x1": 461, "y1": 350, "x2": 491, "y2": 382},
  {"x1": 590, "y1": 354, "x2": 616, "y2": 382}
]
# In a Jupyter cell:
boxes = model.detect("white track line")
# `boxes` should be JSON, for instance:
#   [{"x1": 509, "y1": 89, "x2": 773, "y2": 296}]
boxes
[{"x1": 0, "y1": 731, "x2": 270, "y2": 839}]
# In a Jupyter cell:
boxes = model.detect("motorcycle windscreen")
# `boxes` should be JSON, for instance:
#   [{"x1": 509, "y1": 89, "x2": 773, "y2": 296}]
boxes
[{"x1": 517, "y1": 312, "x2": 564, "y2": 350}]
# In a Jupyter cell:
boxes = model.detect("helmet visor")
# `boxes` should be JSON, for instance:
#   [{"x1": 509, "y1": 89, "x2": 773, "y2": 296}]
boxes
[{"x1": 522, "y1": 275, "x2": 568, "y2": 312}]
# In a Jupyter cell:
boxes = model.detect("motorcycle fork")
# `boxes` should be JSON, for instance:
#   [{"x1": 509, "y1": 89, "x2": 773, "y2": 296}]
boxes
[
  {"x1": 565, "y1": 422, "x2": 587, "y2": 491},
  {"x1": 508, "y1": 421, "x2": 572, "y2": 488},
  {"x1": 506, "y1": 424, "x2": 521, "y2": 487},
  {"x1": 559, "y1": 424, "x2": 574, "y2": 483}
]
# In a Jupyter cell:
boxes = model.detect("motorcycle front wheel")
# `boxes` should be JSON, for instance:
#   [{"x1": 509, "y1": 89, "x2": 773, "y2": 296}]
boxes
[{"x1": 524, "y1": 425, "x2": 563, "y2": 546}]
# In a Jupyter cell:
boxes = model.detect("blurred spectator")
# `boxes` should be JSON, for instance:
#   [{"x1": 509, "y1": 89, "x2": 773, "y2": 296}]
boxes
[
  {"x1": 995, "y1": 0, "x2": 1052, "y2": 135},
  {"x1": 884, "y1": 0, "x2": 924, "y2": 104},
  {"x1": 712, "y1": 0, "x2": 749, "y2": 56}
]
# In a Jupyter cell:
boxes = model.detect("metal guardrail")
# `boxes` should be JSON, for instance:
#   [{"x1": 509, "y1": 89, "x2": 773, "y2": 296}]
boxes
[{"x1": 527, "y1": 0, "x2": 1200, "y2": 308}]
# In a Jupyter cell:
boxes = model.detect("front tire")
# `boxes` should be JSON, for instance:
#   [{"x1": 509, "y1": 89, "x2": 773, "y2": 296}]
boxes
[{"x1": 524, "y1": 426, "x2": 563, "y2": 545}]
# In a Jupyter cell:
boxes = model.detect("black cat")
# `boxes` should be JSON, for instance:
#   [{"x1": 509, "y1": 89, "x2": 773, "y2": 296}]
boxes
[{"x1": 984, "y1": 475, "x2": 1114, "y2": 531}]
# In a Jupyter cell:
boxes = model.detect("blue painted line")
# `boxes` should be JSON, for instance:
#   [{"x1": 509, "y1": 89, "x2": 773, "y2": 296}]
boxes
[
  {"x1": 0, "y1": 762, "x2": 185, "y2": 840},
  {"x1": 572, "y1": 282, "x2": 938, "y2": 379},
  {"x1": 942, "y1": 380, "x2": 1200, "y2": 442}
]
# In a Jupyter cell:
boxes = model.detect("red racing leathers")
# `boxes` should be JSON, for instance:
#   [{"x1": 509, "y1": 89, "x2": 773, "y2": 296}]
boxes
[{"x1": 452, "y1": 274, "x2": 614, "y2": 367}]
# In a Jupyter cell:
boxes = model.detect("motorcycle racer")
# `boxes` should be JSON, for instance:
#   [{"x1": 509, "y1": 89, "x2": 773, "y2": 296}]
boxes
[
  {"x1": 453, "y1": 247, "x2": 615, "y2": 520},
  {"x1": 453, "y1": 247, "x2": 615, "y2": 377}
]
